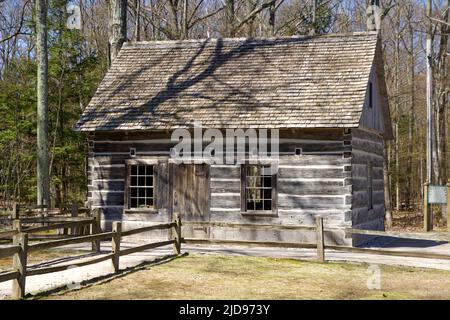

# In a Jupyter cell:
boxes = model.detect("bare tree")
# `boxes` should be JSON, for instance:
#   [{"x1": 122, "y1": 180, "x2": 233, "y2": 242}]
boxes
[
  {"x1": 36, "y1": 0, "x2": 50, "y2": 208},
  {"x1": 108, "y1": 0, "x2": 127, "y2": 64}
]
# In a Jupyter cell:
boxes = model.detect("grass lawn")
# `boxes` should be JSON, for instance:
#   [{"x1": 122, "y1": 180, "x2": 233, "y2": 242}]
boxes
[{"x1": 39, "y1": 253, "x2": 450, "y2": 300}]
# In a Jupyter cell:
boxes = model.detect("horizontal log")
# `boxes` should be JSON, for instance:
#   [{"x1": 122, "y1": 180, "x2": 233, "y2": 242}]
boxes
[
  {"x1": 119, "y1": 240, "x2": 176, "y2": 256},
  {"x1": 351, "y1": 152, "x2": 384, "y2": 166},
  {"x1": 23, "y1": 220, "x2": 93, "y2": 234},
  {"x1": 28, "y1": 234, "x2": 75, "y2": 240},
  {"x1": 279, "y1": 142, "x2": 350, "y2": 153},
  {"x1": 0, "y1": 270, "x2": 19, "y2": 283},
  {"x1": 90, "y1": 167, "x2": 125, "y2": 180},
  {"x1": 280, "y1": 155, "x2": 351, "y2": 166},
  {"x1": 0, "y1": 230, "x2": 18, "y2": 239},
  {"x1": 210, "y1": 166, "x2": 240, "y2": 179},
  {"x1": 351, "y1": 164, "x2": 383, "y2": 179},
  {"x1": 88, "y1": 192, "x2": 125, "y2": 206},
  {"x1": 27, "y1": 253, "x2": 115, "y2": 277},
  {"x1": 94, "y1": 142, "x2": 175, "y2": 153},
  {"x1": 326, "y1": 245, "x2": 450, "y2": 261},
  {"x1": 29, "y1": 232, "x2": 115, "y2": 252},
  {"x1": 278, "y1": 180, "x2": 350, "y2": 195},
  {"x1": 183, "y1": 221, "x2": 316, "y2": 231},
  {"x1": 352, "y1": 128, "x2": 383, "y2": 143},
  {"x1": 89, "y1": 154, "x2": 130, "y2": 166},
  {"x1": 351, "y1": 178, "x2": 384, "y2": 191},
  {"x1": 183, "y1": 238, "x2": 317, "y2": 249},
  {"x1": 0, "y1": 245, "x2": 21, "y2": 259},
  {"x1": 211, "y1": 179, "x2": 240, "y2": 193},
  {"x1": 351, "y1": 205, "x2": 384, "y2": 225},
  {"x1": 89, "y1": 180, "x2": 125, "y2": 192},
  {"x1": 20, "y1": 217, "x2": 93, "y2": 224},
  {"x1": 278, "y1": 167, "x2": 350, "y2": 179},
  {"x1": 351, "y1": 138, "x2": 383, "y2": 156},
  {"x1": 278, "y1": 194, "x2": 347, "y2": 209},
  {"x1": 121, "y1": 222, "x2": 176, "y2": 237},
  {"x1": 210, "y1": 194, "x2": 240, "y2": 209}
]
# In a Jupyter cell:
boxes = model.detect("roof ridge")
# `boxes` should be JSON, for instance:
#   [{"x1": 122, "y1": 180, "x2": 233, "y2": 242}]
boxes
[{"x1": 123, "y1": 31, "x2": 379, "y2": 48}]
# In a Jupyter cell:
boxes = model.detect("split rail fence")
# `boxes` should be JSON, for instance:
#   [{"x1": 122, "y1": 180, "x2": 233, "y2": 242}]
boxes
[
  {"x1": 181, "y1": 218, "x2": 450, "y2": 263},
  {"x1": 0, "y1": 211, "x2": 182, "y2": 299},
  {"x1": 1, "y1": 212, "x2": 450, "y2": 300}
]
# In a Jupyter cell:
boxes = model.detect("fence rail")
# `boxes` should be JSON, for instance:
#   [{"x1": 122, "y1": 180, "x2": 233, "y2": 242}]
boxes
[
  {"x1": 183, "y1": 218, "x2": 450, "y2": 264},
  {"x1": 0, "y1": 213, "x2": 182, "y2": 300}
]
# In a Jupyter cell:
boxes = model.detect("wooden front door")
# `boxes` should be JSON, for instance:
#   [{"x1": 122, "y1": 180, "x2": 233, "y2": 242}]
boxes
[{"x1": 172, "y1": 163, "x2": 210, "y2": 222}]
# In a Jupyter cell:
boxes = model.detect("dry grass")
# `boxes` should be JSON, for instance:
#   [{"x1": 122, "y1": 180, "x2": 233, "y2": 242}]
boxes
[
  {"x1": 390, "y1": 210, "x2": 447, "y2": 232},
  {"x1": 40, "y1": 253, "x2": 450, "y2": 300}
]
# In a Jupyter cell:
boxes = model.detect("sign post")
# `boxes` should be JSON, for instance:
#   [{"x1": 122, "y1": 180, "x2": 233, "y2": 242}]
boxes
[
  {"x1": 423, "y1": 182, "x2": 432, "y2": 232},
  {"x1": 447, "y1": 180, "x2": 450, "y2": 232}
]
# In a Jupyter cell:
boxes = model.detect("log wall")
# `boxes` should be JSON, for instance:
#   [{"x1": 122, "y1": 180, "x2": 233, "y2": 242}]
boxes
[
  {"x1": 350, "y1": 128, "x2": 386, "y2": 246},
  {"x1": 85, "y1": 128, "x2": 377, "y2": 245}
]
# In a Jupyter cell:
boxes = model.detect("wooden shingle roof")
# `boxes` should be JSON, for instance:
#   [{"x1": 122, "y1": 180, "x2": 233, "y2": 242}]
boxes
[{"x1": 76, "y1": 32, "x2": 387, "y2": 132}]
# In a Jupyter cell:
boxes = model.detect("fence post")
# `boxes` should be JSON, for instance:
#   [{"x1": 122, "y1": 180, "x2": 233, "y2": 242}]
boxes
[
  {"x1": 12, "y1": 203, "x2": 20, "y2": 220},
  {"x1": 111, "y1": 221, "x2": 122, "y2": 273},
  {"x1": 12, "y1": 219, "x2": 22, "y2": 234},
  {"x1": 316, "y1": 217, "x2": 325, "y2": 262},
  {"x1": 91, "y1": 209, "x2": 102, "y2": 252},
  {"x1": 423, "y1": 182, "x2": 432, "y2": 232},
  {"x1": 173, "y1": 213, "x2": 182, "y2": 255},
  {"x1": 70, "y1": 202, "x2": 79, "y2": 236},
  {"x1": 12, "y1": 233, "x2": 28, "y2": 299}
]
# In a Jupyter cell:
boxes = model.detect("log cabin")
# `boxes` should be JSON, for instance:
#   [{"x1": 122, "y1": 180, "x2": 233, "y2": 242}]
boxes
[{"x1": 75, "y1": 31, "x2": 392, "y2": 246}]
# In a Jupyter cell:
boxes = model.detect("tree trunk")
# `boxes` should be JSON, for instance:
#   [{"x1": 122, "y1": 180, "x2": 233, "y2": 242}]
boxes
[
  {"x1": 394, "y1": 10, "x2": 400, "y2": 211},
  {"x1": 310, "y1": 0, "x2": 316, "y2": 35},
  {"x1": 384, "y1": 143, "x2": 393, "y2": 228},
  {"x1": 182, "y1": 0, "x2": 188, "y2": 39},
  {"x1": 435, "y1": 0, "x2": 449, "y2": 222},
  {"x1": 134, "y1": 0, "x2": 141, "y2": 41},
  {"x1": 36, "y1": 0, "x2": 50, "y2": 208},
  {"x1": 109, "y1": 0, "x2": 127, "y2": 64},
  {"x1": 406, "y1": 16, "x2": 415, "y2": 211},
  {"x1": 269, "y1": 1, "x2": 275, "y2": 36},
  {"x1": 426, "y1": 0, "x2": 433, "y2": 184},
  {"x1": 226, "y1": 0, "x2": 235, "y2": 37}
]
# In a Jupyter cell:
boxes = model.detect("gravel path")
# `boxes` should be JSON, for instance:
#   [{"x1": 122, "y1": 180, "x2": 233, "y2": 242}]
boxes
[{"x1": 1, "y1": 238, "x2": 450, "y2": 299}]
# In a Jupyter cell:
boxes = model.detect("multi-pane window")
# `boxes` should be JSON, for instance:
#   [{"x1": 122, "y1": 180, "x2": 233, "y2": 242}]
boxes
[
  {"x1": 243, "y1": 164, "x2": 275, "y2": 212},
  {"x1": 128, "y1": 165, "x2": 154, "y2": 209}
]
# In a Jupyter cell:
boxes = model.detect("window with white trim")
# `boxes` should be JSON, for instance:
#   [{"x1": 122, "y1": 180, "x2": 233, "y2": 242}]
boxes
[{"x1": 127, "y1": 164, "x2": 154, "y2": 209}]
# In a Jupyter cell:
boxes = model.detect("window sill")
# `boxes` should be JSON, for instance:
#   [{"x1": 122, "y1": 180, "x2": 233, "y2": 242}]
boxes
[
  {"x1": 124, "y1": 208, "x2": 159, "y2": 214},
  {"x1": 241, "y1": 211, "x2": 278, "y2": 218}
]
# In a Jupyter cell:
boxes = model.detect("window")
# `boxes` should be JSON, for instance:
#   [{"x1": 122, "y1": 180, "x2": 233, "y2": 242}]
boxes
[
  {"x1": 367, "y1": 162, "x2": 373, "y2": 209},
  {"x1": 241, "y1": 164, "x2": 277, "y2": 213},
  {"x1": 368, "y1": 81, "x2": 373, "y2": 109},
  {"x1": 126, "y1": 164, "x2": 154, "y2": 209}
]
